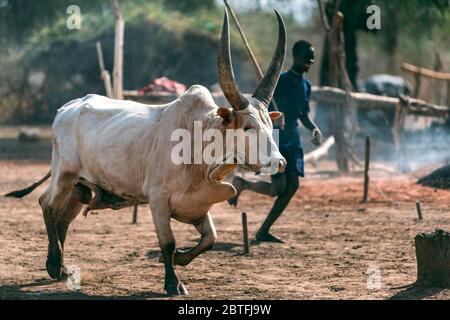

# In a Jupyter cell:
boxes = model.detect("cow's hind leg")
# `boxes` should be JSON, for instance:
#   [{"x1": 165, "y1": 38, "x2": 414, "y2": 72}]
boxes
[
  {"x1": 39, "y1": 171, "x2": 78, "y2": 280},
  {"x1": 150, "y1": 200, "x2": 188, "y2": 296},
  {"x1": 56, "y1": 195, "x2": 83, "y2": 249},
  {"x1": 55, "y1": 193, "x2": 83, "y2": 277},
  {"x1": 173, "y1": 212, "x2": 217, "y2": 267}
]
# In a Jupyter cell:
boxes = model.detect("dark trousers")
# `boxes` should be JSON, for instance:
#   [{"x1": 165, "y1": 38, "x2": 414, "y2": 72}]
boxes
[{"x1": 234, "y1": 152, "x2": 300, "y2": 234}]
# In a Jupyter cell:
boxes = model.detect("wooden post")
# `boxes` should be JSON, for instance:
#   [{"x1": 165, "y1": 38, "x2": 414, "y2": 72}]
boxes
[
  {"x1": 362, "y1": 136, "x2": 370, "y2": 203},
  {"x1": 132, "y1": 204, "x2": 138, "y2": 224},
  {"x1": 413, "y1": 73, "x2": 422, "y2": 99},
  {"x1": 96, "y1": 41, "x2": 106, "y2": 75},
  {"x1": 447, "y1": 80, "x2": 450, "y2": 108},
  {"x1": 112, "y1": 0, "x2": 124, "y2": 100},
  {"x1": 415, "y1": 201, "x2": 423, "y2": 221},
  {"x1": 242, "y1": 212, "x2": 249, "y2": 254},
  {"x1": 111, "y1": 0, "x2": 134, "y2": 223},
  {"x1": 433, "y1": 51, "x2": 444, "y2": 105},
  {"x1": 392, "y1": 97, "x2": 411, "y2": 173},
  {"x1": 327, "y1": 10, "x2": 351, "y2": 173},
  {"x1": 96, "y1": 41, "x2": 113, "y2": 98},
  {"x1": 415, "y1": 229, "x2": 450, "y2": 287}
]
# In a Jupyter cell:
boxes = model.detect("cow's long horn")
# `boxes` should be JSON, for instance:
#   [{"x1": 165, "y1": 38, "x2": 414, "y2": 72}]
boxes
[
  {"x1": 252, "y1": 9, "x2": 287, "y2": 107},
  {"x1": 218, "y1": 7, "x2": 249, "y2": 111}
]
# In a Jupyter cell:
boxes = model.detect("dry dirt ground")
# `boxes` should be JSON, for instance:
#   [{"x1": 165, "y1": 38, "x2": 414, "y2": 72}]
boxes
[{"x1": 1, "y1": 158, "x2": 450, "y2": 300}]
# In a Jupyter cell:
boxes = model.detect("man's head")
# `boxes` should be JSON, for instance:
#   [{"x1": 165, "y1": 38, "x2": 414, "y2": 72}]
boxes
[{"x1": 292, "y1": 40, "x2": 315, "y2": 73}]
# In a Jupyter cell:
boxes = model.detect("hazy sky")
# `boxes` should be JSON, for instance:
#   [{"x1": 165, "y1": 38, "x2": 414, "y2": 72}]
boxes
[{"x1": 218, "y1": 0, "x2": 316, "y2": 25}]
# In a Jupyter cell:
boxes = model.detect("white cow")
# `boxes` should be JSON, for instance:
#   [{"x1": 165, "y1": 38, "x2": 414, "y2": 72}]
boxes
[{"x1": 6, "y1": 8, "x2": 287, "y2": 296}]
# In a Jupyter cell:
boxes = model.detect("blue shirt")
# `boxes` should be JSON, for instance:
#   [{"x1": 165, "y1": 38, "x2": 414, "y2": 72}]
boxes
[{"x1": 270, "y1": 69, "x2": 311, "y2": 155}]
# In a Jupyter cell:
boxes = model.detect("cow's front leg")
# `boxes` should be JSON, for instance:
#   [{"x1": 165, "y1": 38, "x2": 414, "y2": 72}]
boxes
[
  {"x1": 174, "y1": 212, "x2": 217, "y2": 266},
  {"x1": 150, "y1": 201, "x2": 188, "y2": 296}
]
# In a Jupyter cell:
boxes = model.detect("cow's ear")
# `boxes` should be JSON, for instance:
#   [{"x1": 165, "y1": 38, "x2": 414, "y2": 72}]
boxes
[
  {"x1": 217, "y1": 107, "x2": 234, "y2": 125},
  {"x1": 269, "y1": 111, "x2": 283, "y2": 121}
]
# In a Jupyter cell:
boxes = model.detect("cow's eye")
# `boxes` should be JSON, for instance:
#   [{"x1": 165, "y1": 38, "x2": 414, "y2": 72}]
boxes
[{"x1": 244, "y1": 127, "x2": 252, "y2": 131}]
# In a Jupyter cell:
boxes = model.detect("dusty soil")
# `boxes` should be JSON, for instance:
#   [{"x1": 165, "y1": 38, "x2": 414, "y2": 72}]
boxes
[{"x1": 1, "y1": 159, "x2": 450, "y2": 300}]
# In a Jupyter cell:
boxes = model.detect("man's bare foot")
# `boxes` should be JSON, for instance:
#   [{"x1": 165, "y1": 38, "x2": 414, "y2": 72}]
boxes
[
  {"x1": 255, "y1": 231, "x2": 285, "y2": 243},
  {"x1": 227, "y1": 176, "x2": 245, "y2": 207}
]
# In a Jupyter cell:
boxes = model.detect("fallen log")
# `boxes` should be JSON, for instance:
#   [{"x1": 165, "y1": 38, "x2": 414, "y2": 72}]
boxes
[{"x1": 304, "y1": 136, "x2": 335, "y2": 163}]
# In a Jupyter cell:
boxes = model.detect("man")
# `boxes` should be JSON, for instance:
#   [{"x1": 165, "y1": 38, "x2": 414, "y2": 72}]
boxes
[{"x1": 228, "y1": 40, "x2": 322, "y2": 243}]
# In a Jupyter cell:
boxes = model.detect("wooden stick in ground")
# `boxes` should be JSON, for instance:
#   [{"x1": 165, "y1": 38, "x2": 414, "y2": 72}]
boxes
[
  {"x1": 132, "y1": 204, "x2": 138, "y2": 224},
  {"x1": 242, "y1": 212, "x2": 249, "y2": 254},
  {"x1": 112, "y1": 0, "x2": 124, "y2": 100},
  {"x1": 96, "y1": 41, "x2": 113, "y2": 98},
  {"x1": 416, "y1": 201, "x2": 423, "y2": 221},
  {"x1": 362, "y1": 136, "x2": 370, "y2": 203}
]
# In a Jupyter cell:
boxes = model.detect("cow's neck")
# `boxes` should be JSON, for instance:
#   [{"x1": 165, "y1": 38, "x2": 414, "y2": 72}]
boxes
[
  {"x1": 200, "y1": 109, "x2": 238, "y2": 184},
  {"x1": 172, "y1": 106, "x2": 238, "y2": 208}
]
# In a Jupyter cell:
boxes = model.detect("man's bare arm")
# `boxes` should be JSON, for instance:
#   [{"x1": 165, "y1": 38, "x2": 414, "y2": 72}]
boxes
[
  {"x1": 299, "y1": 113, "x2": 318, "y2": 132},
  {"x1": 299, "y1": 113, "x2": 322, "y2": 146}
]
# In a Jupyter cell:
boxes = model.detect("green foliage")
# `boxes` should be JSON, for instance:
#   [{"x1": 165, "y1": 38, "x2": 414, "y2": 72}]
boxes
[
  {"x1": 374, "y1": 0, "x2": 449, "y2": 37},
  {"x1": 0, "y1": 0, "x2": 266, "y2": 123},
  {"x1": 163, "y1": 0, "x2": 216, "y2": 12},
  {"x1": 366, "y1": 0, "x2": 450, "y2": 69},
  {"x1": 0, "y1": 0, "x2": 106, "y2": 45}
]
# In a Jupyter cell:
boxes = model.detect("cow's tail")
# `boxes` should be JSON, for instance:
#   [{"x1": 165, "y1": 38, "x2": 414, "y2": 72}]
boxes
[{"x1": 4, "y1": 170, "x2": 51, "y2": 198}]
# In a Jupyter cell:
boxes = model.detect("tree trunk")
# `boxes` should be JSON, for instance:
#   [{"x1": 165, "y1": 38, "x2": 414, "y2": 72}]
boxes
[{"x1": 415, "y1": 229, "x2": 450, "y2": 287}]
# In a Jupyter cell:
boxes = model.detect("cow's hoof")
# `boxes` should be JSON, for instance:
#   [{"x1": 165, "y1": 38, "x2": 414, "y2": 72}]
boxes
[
  {"x1": 166, "y1": 282, "x2": 189, "y2": 296},
  {"x1": 61, "y1": 265, "x2": 70, "y2": 279},
  {"x1": 178, "y1": 282, "x2": 188, "y2": 295},
  {"x1": 46, "y1": 260, "x2": 63, "y2": 280}
]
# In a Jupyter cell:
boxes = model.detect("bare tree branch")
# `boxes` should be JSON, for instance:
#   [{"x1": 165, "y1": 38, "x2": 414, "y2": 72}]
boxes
[{"x1": 316, "y1": 0, "x2": 330, "y2": 32}]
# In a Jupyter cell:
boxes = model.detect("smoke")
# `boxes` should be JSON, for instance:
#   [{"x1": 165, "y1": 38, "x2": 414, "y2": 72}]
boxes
[
  {"x1": 356, "y1": 116, "x2": 450, "y2": 171},
  {"x1": 401, "y1": 120, "x2": 450, "y2": 170}
]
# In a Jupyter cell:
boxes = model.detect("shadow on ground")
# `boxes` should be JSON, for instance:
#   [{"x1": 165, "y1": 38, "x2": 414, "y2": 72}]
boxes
[
  {"x1": 0, "y1": 278, "x2": 167, "y2": 300},
  {"x1": 388, "y1": 283, "x2": 447, "y2": 300},
  {"x1": 146, "y1": 242, "x2": 243, "y2": 260}
]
